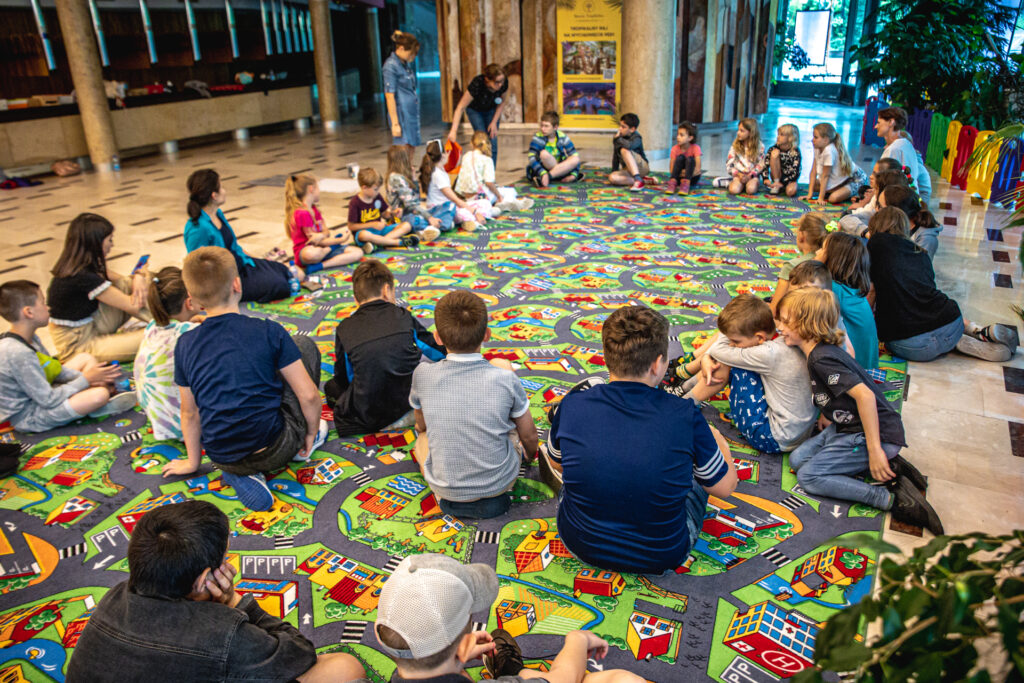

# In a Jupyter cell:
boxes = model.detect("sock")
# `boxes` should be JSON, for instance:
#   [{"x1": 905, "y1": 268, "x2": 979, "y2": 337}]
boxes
[
  {"x1": 965, "y1": 321, "x2": 983, "y2": 336},
  {"x1": 633, "y1": 174, "x2": 642, "y2": 183}
]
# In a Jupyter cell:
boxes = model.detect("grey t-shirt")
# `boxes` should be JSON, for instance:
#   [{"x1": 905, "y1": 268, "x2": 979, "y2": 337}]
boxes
[
  {"x1": 409, "y1": 353, "x2": 530, "y2": 501},
  {"x1": 0, "y1": 334, "x2": 88, "y2": 426},
  {"x1": 707, "y1": 336, "x2": 816, "y2": 450}
]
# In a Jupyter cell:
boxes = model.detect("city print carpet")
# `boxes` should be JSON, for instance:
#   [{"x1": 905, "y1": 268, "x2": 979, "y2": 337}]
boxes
[{"x1": 0, "y1": 175, "x2": 910, "y2": 682}]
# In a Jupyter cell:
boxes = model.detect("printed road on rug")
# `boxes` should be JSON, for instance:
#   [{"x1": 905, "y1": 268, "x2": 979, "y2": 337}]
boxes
[{"x1": 0, "y1": 175, "x2": 908, "y2": 682}]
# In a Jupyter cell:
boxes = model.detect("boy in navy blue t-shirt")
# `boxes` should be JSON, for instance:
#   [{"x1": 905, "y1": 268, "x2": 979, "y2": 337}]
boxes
[
  {"x1": 545, "y1": 305, "x2": 737, "y2": 574},
  {"x1": 168, "y1": 247, "x2": 325, "y2": 511}
]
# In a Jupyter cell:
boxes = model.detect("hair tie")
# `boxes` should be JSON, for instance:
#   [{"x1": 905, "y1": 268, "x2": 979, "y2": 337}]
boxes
[
  {"x1": 152, "y1": 276, "x2": 159, "y2": 283},
  {"x1": 825, "y1": 219, "x2": 840, "y2": 233}
]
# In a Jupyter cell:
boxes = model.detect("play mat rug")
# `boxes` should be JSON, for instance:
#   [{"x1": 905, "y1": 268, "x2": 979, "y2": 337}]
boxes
[{"x1": 0, "y1": 176, "x2": 909, "y2": 682}]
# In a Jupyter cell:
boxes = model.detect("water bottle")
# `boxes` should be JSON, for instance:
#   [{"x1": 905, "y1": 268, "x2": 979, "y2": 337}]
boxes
[
  {"x1": 109, "y1": 361, "x2": 131, "y2": 393},
  {"x1": 111, "y1": 155, "x2": 120, "y2": 172},
  {"x1": 288, "y1": 265, "x2": 301, "y2": 297}
]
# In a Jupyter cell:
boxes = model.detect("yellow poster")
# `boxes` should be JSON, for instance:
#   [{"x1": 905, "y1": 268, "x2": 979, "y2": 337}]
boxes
[{"x1": 556, "y1": 0, "x2": 621, "y2": 129}]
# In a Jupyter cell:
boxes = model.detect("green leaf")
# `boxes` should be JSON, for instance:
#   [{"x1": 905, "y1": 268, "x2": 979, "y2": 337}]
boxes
[{"x1": 820, "y1": 641, "x2": 872, "y2": 670}]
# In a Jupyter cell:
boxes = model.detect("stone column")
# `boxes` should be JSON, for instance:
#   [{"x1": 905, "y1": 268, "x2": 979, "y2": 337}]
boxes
[
  {"x1": 365, "y1": 7, "x2": 382, "y2": 97},
  {"x1": 309, "y1": 0, "x2": 340, "y2": 132},
  {"x1": 55, "y1": 0, "x2": 118, "y2": 172},
  {"x1": 620, "y1": 0, "x2": 676, "y2": 160}
]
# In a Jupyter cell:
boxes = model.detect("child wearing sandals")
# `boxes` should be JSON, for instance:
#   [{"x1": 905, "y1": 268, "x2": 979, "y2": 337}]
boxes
[
  {"x1": 806, "y1": 123, "x2": 867, "y2": 205},
  {"x1": 386, "y1": 146, "x2": 448, "y2": 237},
  {"x1": 666, "y1": 122, "x2": 702, "y2": 195},
  {"x1": 285, "y1": 174, "x2": 363, "y2": 275},
  {"x1": 762, "y1": 124, "x2": 802, "y2": 197},
  {"x1": 134, "y1": 267, "x2": 202, "y2": 444},
  {"x1": 726, "y1": 118, "x2": 765, "y2": 195},
  {"x1": 419, "y1": 140, "x2": 489, "y2": 232}
]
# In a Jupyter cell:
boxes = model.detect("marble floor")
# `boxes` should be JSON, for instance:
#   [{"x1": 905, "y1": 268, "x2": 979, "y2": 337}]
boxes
[{"x1": 0, "y1": 97, "x2": 1021, "y2": 552}]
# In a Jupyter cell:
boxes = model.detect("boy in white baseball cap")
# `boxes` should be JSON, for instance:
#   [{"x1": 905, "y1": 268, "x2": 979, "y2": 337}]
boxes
[{"x1": 373, "y1": 553, "x2": 642, "y2": 683}]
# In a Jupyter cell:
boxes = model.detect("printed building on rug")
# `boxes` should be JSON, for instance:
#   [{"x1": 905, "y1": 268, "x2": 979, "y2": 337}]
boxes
[
  {"x1": 723, "y1": 601, "x2": 819, "y2": 677},
  {"x1": 790, "y1": 546, "x2": 869, "y2": 598},
  {"x1": 626, "y1": 609, "x2": 678, "y2": 661}
]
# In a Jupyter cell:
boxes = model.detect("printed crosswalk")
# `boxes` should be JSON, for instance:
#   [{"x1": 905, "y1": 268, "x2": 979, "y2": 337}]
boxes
[
  {"x1": 474, "y1": 530, "x2": 499, "y2": 544},
  {"x1": 340, "y1": 621, "x2": 368, "y2": 644},
  {"x1": 761, "y1": 547, "x2": 790, "y2": 566}
]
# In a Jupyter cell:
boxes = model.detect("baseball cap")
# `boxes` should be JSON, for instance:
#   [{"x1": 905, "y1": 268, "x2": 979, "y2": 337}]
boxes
[{"x1": 374, "y1": 553, "x2": 498, "y2": 659}]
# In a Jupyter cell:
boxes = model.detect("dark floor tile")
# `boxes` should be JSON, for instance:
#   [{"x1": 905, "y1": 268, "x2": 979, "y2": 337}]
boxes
[
  {"x1": 130, "y1": 217, "x2": 158, "y2": 226},
  {"x1": 1004, "y1": 367, "x2": 1024, "y2": 395},
  {"x1": 7, "y1": 251, "x2": 44, "y2": 262},
  {"x1": 155, "y1": 232, "x2": 184, "y2": 243},
  {"x1": 235, "y1": 231, "x2": 258, "y2": 239},
  {"x1": 994, "y1": 273, "x2": 1013, "y2": 288},
  {"x1": 19, "y1": 237, "x2": 53, "y2": 247},
  {"x1": 993, "y1": 250, "x2": 1011, "y2": 263},
  {"x1": 987, "y1": 229, "x2": 1004, "y2": 242},
  {"x1": 0, "y1": 264, "x2": 27, "y2": 275},
  {"x1": 939, "y1": 201, "x2": 953, "y2": 210},
  {"x1": 222, "y1": 205, "x2": 249, "y2": 214},
  {"x1": 1011, "y1": 422, "x2": 1024, "y2": 458},
  {"x1": 943, "y1": 216, "x2": 957, "y2": 226},
  {"x1": 106, "y1": 252, "x2": 130, "y2": 261}
]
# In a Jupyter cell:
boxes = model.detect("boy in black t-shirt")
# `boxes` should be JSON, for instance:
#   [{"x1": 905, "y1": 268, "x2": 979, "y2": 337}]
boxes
[
  {"x1": 607, "y1": 113, "x2": 649, "y2": 191},
  {"x1": 776, "y1": 288, "x2": 943, "y2": 535},
  {"x1": 348, "y1": 168, "x2": 418, "y2": 255}
]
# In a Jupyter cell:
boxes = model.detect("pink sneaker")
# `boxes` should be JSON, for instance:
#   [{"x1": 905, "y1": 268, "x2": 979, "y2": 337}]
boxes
[
  {"x1": 629, "y1": 180, "x2": 645, "y2": 192},
  {"x1": 666, "y1": 179, "x2": 678, "y2": 193},
  {"x1": 679, "y1": 179, "x2": 691, "y2": 195}
]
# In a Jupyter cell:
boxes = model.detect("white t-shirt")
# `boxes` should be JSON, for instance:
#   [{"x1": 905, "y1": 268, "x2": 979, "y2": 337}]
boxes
[
  {"x1": 882, "y1": 137, "x2": 932, "y2": 200},
  {"x1": 814, "y1": 143, "x2": 848, "y2": 190},
  {"x1": 426, "y1": 166, "x2": 452, "y2": 208},
  {"x1": 455, "y1": 150, "x2": 496, "y2": 196}
]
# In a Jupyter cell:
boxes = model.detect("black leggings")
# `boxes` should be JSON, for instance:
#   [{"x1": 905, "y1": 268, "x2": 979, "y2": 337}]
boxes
[
  {"x1": 671, "y1": 154, "x2": 702, "y2": 184},
  {"x1": 239, "y1": 256, "x2": 292, "y2": 303}
]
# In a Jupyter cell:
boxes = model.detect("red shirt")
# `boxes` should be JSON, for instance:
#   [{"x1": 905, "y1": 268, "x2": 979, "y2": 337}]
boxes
[{"x1": 289, "y1": 205, "x2": 324, "y2": 260}]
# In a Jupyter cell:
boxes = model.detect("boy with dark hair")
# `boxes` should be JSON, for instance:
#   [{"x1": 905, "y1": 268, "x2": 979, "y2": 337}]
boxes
[
  {"x1": 544, "y1": 305, "x2": 737, "y2": 573},
  {"x1": 0, "y1": 280, "x2": 132, "y2": 433},
  {"x1": 527, "y1": 111, "x2": 583, "y2": 188},
  {"x1": 67, "y1": 500, "x2": 364, "y2": 682},
  {"x1": 348, "y1": 167, "x2": 419, "y2": 254},
  {"x1": 324, "y1": 259, "x2": 445, "y2": 436},
  {"x1": 410, "y1": 291, "x2": 539, "y2": 518},
  {"x1": 672, "y1": 294, "x2": 817, "y2": 454},
  {"x1": 373, "y1": 553, "x2": 642, "y2": 683},
  {"x1": 667, "y1": 121, "x2": 702, "y2": 194},
  {"x1": 168, "y1": 247, "x2": 327, "y2": 512},
  {"x1": 607, "y1": 113, "x2": 649, "y2": 191}
]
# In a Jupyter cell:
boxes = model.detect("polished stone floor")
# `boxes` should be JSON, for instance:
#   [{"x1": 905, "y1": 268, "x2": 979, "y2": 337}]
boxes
[{"x1": 1, "y1": 97, "x2": 1021, "y2": 550}]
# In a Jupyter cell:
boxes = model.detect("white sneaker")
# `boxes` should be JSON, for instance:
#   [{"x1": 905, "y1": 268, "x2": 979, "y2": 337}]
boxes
[
  {"x1": 420, "y1": 226, "x2": 441, "y2": 242},
  {"x1": 295, "y1": 419, "x2": 329, "y2": 462},
  {"x1": 517, "y1": 198, "x2": 535, "y2": 211},
  {"x1": 89, "y1": 391, "x2": 138, "y2": 418}
]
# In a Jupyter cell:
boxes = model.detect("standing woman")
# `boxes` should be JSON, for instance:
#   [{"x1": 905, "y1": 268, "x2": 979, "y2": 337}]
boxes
[
  {"x1": 447, "y1": 63, "x2": 508, "y2": 165},
  {"x1": 47, "y1": 213, "x2": 150, "y2": 362},
  {"x1": 383, "y1": 31, "x2": 421, "y2": 160},
  {"x1": 184, "y1": 169, "x2": 294, "y2": 303}
]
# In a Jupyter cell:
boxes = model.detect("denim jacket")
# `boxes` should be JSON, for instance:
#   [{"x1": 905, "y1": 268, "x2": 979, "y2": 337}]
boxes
[{"x1": 66, "y1": 582, "x2": 316, "y2": 682}]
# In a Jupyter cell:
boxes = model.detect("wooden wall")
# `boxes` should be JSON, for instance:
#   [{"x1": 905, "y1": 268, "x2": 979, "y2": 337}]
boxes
[{"x1": 435, "y1": 0, "x2": 556, "y2": 124}]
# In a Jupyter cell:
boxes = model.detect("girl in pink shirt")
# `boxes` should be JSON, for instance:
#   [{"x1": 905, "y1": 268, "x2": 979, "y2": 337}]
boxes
[{"x1": 285, "y1": 174, "x2": 362, "y2": 274}]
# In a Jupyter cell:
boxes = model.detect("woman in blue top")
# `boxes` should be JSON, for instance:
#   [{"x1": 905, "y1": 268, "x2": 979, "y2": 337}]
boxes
[
  {"x1": 184, "y1": 169, "x2": 292, "y2": 303},
  {"x1": 383, "y1": 31, "x2": 421, "y2": 160}
]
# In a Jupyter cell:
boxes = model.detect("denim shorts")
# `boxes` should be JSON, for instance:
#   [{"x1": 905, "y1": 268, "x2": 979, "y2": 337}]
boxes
[{"x1": 439, "y1": 491, "x2": 511, "y2": 519}]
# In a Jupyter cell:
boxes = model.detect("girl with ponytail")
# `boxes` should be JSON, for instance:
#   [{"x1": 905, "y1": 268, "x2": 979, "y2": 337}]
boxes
[
  {"x1": 133, "y1": 266, "x2": 201, "y2": 442},
  {"x1": 285, "y1": 174, "x2": 362, "y2": 273},
  {"x1": 878, "y1": 185, "x2": 942, "y2": 260},
  {"x1": 806, "y1": 123, "x2": 867, "y2": 205},
  {"x1": 183, "y1": 168, "x2": 295, "y2": 302}
]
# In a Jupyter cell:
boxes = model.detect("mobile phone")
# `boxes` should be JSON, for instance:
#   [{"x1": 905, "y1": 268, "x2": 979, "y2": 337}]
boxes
[{"x1": 131, "y1": 254, "x2": 150, "y2": 274}]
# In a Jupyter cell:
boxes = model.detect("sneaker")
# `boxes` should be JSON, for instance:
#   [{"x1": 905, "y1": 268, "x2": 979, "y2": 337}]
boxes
[
  {"x1": 566, "y1": 375, "x2": 605, "y2": 398},
  {"x1": 564, "y1": 169, "x2": 584, "y2": 183},
  {"x1": 88, "y1": 391, "x2": 138, "y2": 418},
  {"x1": 483, "y1": 629, "x2": 524, "y2": 679},
  {"x1": 301, "y1": 277, "x2": 323, "y2": 292},
  {"x1": 295, "y1": 419, "x2": 329, "y2": 462},
  {"x1": 769, "y1": 184, "x2": 781, "y2": 195},
  {"x1": 460, "y1": 220, "x2": 478, "y2": 233},
  {"x1": 420, "y1": 226, "x2": 441, "y2": 242},
  {"x1": 400, "y1": 234, "x2": 420, "y2": 249},
  {"x1": 532, "y1": 174, "x2": 545, "y2": 188},
  {"x1": 891, "y1": 454, "x2": 927, "y2": 492},
  {"x1": 666, "y1": 179, "x2": 678, "y2": 193},
  {"x1": 974, "y1": 324, "x2": 1019, "y2": 355},
  {"x1": 890, "y1": 475, "x2": 944, "y2": 536},
  {"x1": 955, "y1": 334, "x2": 1012, "y2": 362},
  {"x1": 221, "y1": 471, "x2": 275, "y2": 512},
  {"x1": 361, "y1": 243, "x2": 375, "y2": 255},
  {"x1": 679, "y1": 178, "x2": 691, "y2": 195},
  {"x1": 537, "y1": 444, "x2": 563, "y2": 494},
  {"x1": 629, "y1": 180, "x2": 645, "y2": 192},
  {"x1": 516, "y1": 197, "x2": 535, "y2": 211}
]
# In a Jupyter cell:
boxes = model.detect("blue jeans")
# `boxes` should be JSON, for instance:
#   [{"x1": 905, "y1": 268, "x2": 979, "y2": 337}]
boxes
[
  {"x1": 466, "y1": 107, "x2": 498, "y2": 163},
  {"x1": 439, "y1": 491, "x2": 511, "y2": 519},
  {"x1": 789, "y1": 424, "x2": 900, "y2": 509},
  {"x1": 429, "y1": 202, "x2": 457, "y2": 232},
  {"x1": 885, "y1": 314, "x2": 963, "y2": 362},
  {"x1": 728, "y1": 368, "x2": 782, "y2": 454}
]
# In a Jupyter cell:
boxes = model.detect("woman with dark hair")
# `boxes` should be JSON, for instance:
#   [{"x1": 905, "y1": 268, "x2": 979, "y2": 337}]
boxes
[
  {"x1": 47, "y1": 213, "x2": 150, "y2": 362},
  {"x1": 866, "y1": 207, "x2": 1017, "y2": 362},
  {"x1": 383, "y1": 30, "x2": 422, "y2": 159},
  {"x1": 183, "y1": 169, "x2": 294, "y2": 303},
  {"x1": 447, "y1": 63, "x2": 508, "y2": 164},
  {"x1": 879, "y1": 185, "x2": 941, "y2": 259}
]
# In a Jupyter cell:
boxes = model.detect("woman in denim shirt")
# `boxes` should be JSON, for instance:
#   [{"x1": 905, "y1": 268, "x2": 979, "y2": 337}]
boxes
[
  {"x1": 384, "y1": 31, "x2": 421, "y2": 160},
  {"x1": 184, "y1": 169, "x2": 293, "y2": 303}
]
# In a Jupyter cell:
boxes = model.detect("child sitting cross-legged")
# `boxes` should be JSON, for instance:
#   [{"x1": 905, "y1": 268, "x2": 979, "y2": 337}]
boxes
[
  {"x1": 769, "y1": 212, "x2": 827, "y2": 316},
  {"x1": 324, "y1": 259, "x2": 445, "y2": 436},
  {"x1": 410, "y1": 291, "x2": 539, "y2": 519},
  {"x1": 0, "y1": 280, "x2": 134, "y2": 433},
  {"x1": 165, "y1": 247, "x2": 327, "y2": 511},
  {"x1": 776, "y1": 287, "x2": 942, "y2": 535},
  {"x1": 286, "y1": 173, "x2": 363, "y2": 274},
  {"x1": 671, "y1": 293, "x2": 817, "y2": 454},
  {"x1": 66, "y1": 500, "x2": 365, "y2": 682},
  {"x1": 527, "y1": 111, "x2": 583, "y2": 188},
  {"x1": 348, "y1": 168, "x2": 419, "y2": 255},
  {"x1": 607, "y1": 112, "x2": 650, "y2": 191},
  {"x1": 456, "y1": 131, "x2": 534, "y2": 212},
  {"x1": 373, "y1": 553, "x2": 643, "y2": 683},
  {"x1": 543, "y1": 305, "x2": 737, "y2": 574},
  {"x1": 385, "y1": 145, "x2": 447, "y2": 239}
]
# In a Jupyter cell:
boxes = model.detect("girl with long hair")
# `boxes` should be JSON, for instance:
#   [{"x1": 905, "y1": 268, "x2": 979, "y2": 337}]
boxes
[
  {"x1": 47, "y1": 213, "x2": 150, "y2": 362},
  {"x1": 817, "y1": 231, "x2": 878, "y2": 369},
  {"x1": 805, "y1": 123, "x2": 866, "y2": 205},
  {"x1": 285, "y1": 173, "x2": 362, "y2": 273},
  {"x1": 726, "y1": 118, "x2": 765, "y2": 195},
  {"x1": 419, "y1": 140, "x2": 489, "y2": 231},
  {"x1": 385, "y1": 146, "x2": 447, "y2": 236}
]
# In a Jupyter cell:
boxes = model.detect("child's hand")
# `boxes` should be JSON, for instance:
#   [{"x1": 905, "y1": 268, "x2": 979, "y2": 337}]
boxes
[
  {"x1": 816, "y1": 195, "x2": 827, "y2": 206},
  {"x1": 205, "y1": 561, "x2": 241, "y2": 608},
  {"x1": 700, "y1": 354, "x2": 720, "y2": 385},
  {"x1": 428, "y1": 216, "x2": 441, "y2": 229},
  {"x1": 85, "y1": 363, "x2": 122, "y2": 387},
  {"x1": 571, "y1": 630, "x2": 610, "y2": 660},
  {"x1": 457, "y1": 630, "x2": 496, "y2": 663},
  {"x1": 868, "y1": 447, "x2": 896, "y2": 482},
  {"x1": 161, "y1": 458, "x2": 198, "y2": 478}
]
